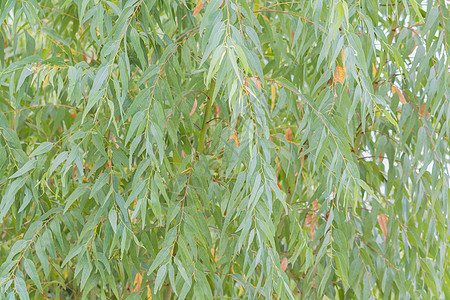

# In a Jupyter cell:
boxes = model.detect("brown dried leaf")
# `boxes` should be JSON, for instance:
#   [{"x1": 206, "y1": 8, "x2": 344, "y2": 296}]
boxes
[
  {"x1": 193, "y1": 0, "x2": 203, "y2": 16},
  {"x1": 285, "y1": 127, "x2": 293, "y2": 142},
  {"x1": 305, "y1": 214, "x2": 314, "y2": 226},
  {"x1": 310, "y1": 222, "x2": 316, "y2": 241},
  {"x1": 215, "y1": 104, "x2": 221, "y2": 117},
  {"x1": 327, "y1": 77, "x2": 333, "y2": 86},
  {"x1": 277, "y1": 175, "x2": 283, "y2": 191},
  {"x1": 391, "y1": 85, "x2": 406, "y2": 104},
  {"x1": 420, "y1": 103, "x2": 429, "y2": 117},
  {"x1": 189, "y1": 98, "x2": 197, "y2": 116},
  {"x1": 281, "y1": 257, "x2": 288, "y2": 271},
  {"x1": 378, "y1": 213, "x2": 388, "y2": 239},
  {"x1": 250, "y1": 76, "x2": 262, "y2": 90},
  {"x1": 305, "y1": 200, "x2": 318, "y2": 226},
  {"x1": 306, "y1": 200, "x2": 319, "y2": 240}
]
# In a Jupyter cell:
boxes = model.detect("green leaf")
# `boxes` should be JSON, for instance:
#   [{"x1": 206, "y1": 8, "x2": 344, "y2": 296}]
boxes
[
  {"x1": 109, "y1": 208, "x2": 117, "y2": 233},
  {"x1": 24, "y1": 258, "x2": 43, "y2": 292},
  {"x1": 0, "y1": 177, "x2": 26, "y2": 221},
  {"x1": 48, "y1": 152, "x2": 68, "y2": 177},
  {"x1": 0, "y1": 1, "x2": 447, "y2": 298},
  {"x1": 9, "y1": 160, "x2": 36, "y2": 179},
  {"x1": 89, "y1": 172, "x2": 109, "y2": 198},
  {"x1": 148, "y1": 247, "x2": 170, "y2": 275},
  {"x1": 154, "y1": 264, "x2": 167, "y2": 292},
  {"x1": 29, "y1": 142, "x2": 53, "y2": 157},
  {"x1": 64, "y1": 185, "x2": 89, "y2": 211},
  {"x1": 0, "y1": 0, "x2": 15, "y2": 26},
  {"x1": 14, "y1": 275, "x2": 30, "y2": 300}
]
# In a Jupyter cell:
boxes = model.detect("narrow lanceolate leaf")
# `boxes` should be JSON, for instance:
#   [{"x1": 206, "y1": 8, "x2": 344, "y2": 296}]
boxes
[
  {"x1": 9, "y1": 160, "x2": 37, "y2": 179},
  {"x1": 109, "y1": 208, "x2": 118, "y2": 233},
  {"x1": 48, "y1": 152, "x2": 68, "y2": 177},
  {"x1": 391, "y1": 85, "x2": 407, "y2": 104},
  {"x1": 24, "y1": 258, "x2": 43, "y2": 292},
  {"x1": 0, "y1": 177, "x2": 27, "y2": 221},
  {"x1": 0, "y1": 1, "x2": 447, "y2": 299},
  {"x1": 29, "y1": 142, "x2": 53, "y2": 157},
  {"x1": 64, "y1": 185, "x2": 89, "y2": 211},
  {"x1": 378, "y1": 213, "x2": 388, "y2": 239},
  {"x1": 189, "y1": 99, "x2": 197, "y2": 117},
  {"x1": 193, "y1": 0, "x2": 203, "y2": 16},
  {"x1": 14, "y1": 275, "x2": 30, "y2": 300}
]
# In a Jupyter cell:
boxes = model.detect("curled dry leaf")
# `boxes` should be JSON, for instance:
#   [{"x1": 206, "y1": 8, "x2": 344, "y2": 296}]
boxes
[
  {"x1": 281, "y1": 257, "x2": 288, "y2": 272},
  {"x1": 190, "y1": 98, "x2": 197, "y2": 116},
  {"x1": 378, "y1": 213, "x2": 388, "y2": 239},
  {"x1": 193, "y1": 0, "x2": 203, "y2": 16},
  {"x1": 391, "y1": 85, "x2": 407, "y2": 104},
  {"x1": 285, "y1": 127, "x2": 293, "y2": 142}
]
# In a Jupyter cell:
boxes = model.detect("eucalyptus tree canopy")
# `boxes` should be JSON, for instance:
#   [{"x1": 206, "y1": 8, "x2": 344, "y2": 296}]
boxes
[{"x1": 0, "y1": 0, "x2": 449, "y2": 299}]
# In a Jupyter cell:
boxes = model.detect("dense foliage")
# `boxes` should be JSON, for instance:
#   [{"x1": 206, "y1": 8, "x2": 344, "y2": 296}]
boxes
[{"x1": 1, "y1": 0, "x2": 449, "y2": 298}]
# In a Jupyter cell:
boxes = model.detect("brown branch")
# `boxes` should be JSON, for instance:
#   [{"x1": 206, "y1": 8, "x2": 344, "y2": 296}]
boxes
[{"x1": 355, "y1": 235, "x2": 398, "y2": 271}]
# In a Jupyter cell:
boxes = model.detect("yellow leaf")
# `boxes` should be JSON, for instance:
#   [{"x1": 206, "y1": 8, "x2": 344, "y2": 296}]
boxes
[
  {"x1": 229, "y1": 131, "x2": 240, "y2": 147},
  {"x1": 132, "y1": 272, "x2": 142, "y2": 293},
  {"x1": 147, "y1": 286, "x2": 152, "y2": 300},
  {"x1": 193, "y1": 0, "x2": 203, "y2": 16},
  {"x1": 253, "y1": 0, "x2": 260, "y2": 12},
  {"x1": 43, "y1": 73, "x2": 50, "y2": 88},
  {"x1": 335, "y1": 65, "x2": 345, "y2": 84},
  {"x1": 378, "y1": 213, "x2": 388, "y2": 239},
  {"x1": 238, "y1": 284, "x2": 244, "y2": 296},
  {"x1": 210, "y1": 248, "x2": 218, "y2": 262}
]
